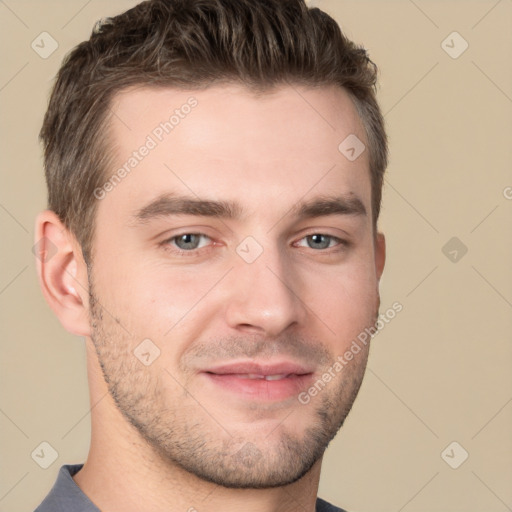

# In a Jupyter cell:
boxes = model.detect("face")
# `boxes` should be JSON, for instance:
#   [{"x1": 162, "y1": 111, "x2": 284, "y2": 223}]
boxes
[{"x1": 87, "y1": 83, "x2": 384, "y2": 488}]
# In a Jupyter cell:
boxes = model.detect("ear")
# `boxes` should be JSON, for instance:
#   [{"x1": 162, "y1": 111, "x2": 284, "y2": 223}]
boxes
[
  {"x1": 374, "y1": 231, "x2": 386, "y2": 283},
  {"x1": 34, "y1": 210, "x2": 91, "y2": 337},
  {"x1": 372, "y1": 231, "x2": 386, "y2": 315}
]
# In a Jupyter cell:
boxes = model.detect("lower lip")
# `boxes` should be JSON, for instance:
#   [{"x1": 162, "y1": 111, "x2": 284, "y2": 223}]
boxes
[{"x1": 202, "y1": 373, "x2": 314, "y2": 401}]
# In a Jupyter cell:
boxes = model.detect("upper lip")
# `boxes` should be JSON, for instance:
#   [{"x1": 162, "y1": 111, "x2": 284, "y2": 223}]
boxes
[{"x1": 202, "y1": 360, "x2": 314, "y2": 376}]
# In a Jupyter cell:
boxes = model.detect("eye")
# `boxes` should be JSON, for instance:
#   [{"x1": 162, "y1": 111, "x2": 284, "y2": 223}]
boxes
[
  {"x1": 296, "y1": 234, "x2": 345, "y2": 250},
  {"x1": 168, "y1": 233, "x2": 211, "y2": 251}
]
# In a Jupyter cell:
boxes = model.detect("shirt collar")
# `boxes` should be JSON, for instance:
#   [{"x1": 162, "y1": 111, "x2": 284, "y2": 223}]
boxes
[{"x1": 35, "y1": 464, "x2": 100, "y2": 512}]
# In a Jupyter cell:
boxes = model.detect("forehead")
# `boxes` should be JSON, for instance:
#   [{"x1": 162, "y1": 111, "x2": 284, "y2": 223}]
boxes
[
  {"x1": 109, "y1": 83, "x2": 366, "y2": 155},
  {"x1": 100, "y1": 83, "x2": 371, "y2": 223}
]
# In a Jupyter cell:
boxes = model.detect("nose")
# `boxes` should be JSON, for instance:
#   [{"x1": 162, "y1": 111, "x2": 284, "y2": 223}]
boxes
[{"x1": 223, "y1": 242, "x2": 308, "y2": 337}]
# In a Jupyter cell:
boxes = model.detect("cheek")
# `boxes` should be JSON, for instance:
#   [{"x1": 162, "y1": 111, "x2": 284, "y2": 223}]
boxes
[
  {"x1": 98, "y1": 258, "x2": 221, "y2": 339},
  {"x1": 302, "y1": 257, "x2": 378, "y2": 346}
]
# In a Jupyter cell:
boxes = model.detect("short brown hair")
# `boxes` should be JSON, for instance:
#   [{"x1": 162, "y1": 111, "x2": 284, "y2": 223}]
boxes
[{"x1": 40, "y1": 0, "x2": 387, "y2": 265}]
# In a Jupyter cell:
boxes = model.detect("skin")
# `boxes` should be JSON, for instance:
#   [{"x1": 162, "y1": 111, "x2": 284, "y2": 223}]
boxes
[{"x1": 35, "y1": 83, "x2": 385, "y2": 512}]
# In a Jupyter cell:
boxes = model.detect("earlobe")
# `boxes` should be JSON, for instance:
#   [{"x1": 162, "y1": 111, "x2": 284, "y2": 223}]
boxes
[{"x1": 34, "y1": 210, "x2": 91, "y2": 337}]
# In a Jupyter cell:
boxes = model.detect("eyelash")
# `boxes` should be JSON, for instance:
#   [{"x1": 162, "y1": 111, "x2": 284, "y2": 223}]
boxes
[{"x1": 160, "y1": 232, "x2": 349, "y2": 257}]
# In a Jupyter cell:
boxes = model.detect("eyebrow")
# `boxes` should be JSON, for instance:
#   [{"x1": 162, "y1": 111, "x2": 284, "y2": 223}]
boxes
[
  {"x1": 130, "y1": 192, "x2": 367, "y2": 225},
  {"x1": 131, "y1": 194, "x2": 242, "y2": 224},
  {"x1": 294, "y1": 195, "x2": 367, "y2": 219}
]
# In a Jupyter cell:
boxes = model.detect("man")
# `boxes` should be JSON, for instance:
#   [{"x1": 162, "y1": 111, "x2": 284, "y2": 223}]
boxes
[{"x1": 34, "y1": 0, "x2": 387, "y2": 510}]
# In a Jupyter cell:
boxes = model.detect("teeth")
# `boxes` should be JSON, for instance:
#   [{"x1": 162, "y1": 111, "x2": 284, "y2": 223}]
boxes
[
  {"x1": 264, "y1": 374, "x2": 288, "y2": 381},
  {"x1": 235, "y1": 373, "x2": 289, "y2": 380}
]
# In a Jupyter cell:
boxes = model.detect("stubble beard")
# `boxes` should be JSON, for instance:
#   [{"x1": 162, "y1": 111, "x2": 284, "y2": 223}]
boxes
[{"x1": 87, "y1": 275, "x2": 372, "y2": 489}]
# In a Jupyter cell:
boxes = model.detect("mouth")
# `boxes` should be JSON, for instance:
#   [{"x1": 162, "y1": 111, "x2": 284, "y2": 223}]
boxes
[
  {"x1": 200, "y1": 361, "x2": 315, "y2": 401},
  {"x1": 219, "y1": 373, "x2": 300, "y2": 381}
]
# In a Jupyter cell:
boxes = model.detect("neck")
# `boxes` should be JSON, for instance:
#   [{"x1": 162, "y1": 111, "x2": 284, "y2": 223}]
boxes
[{"x1": 73, "y1": 339, "x2": 322, "y2": 512}]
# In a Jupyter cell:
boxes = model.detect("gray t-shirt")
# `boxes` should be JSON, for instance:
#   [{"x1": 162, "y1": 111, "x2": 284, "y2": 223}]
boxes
[{"x1": 35, "y1": 464, "x2": 347, "y2": 512}]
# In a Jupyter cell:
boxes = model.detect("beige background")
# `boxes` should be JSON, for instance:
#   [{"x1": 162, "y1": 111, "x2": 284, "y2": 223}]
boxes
[{"x1": 1, "y1": 1, "x2": 511, "y2": 511}]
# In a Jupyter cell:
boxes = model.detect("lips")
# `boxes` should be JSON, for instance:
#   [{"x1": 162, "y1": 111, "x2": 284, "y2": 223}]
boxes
[{"x1": 200, "y1": 361, "x2": 315, "y2": 401}]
